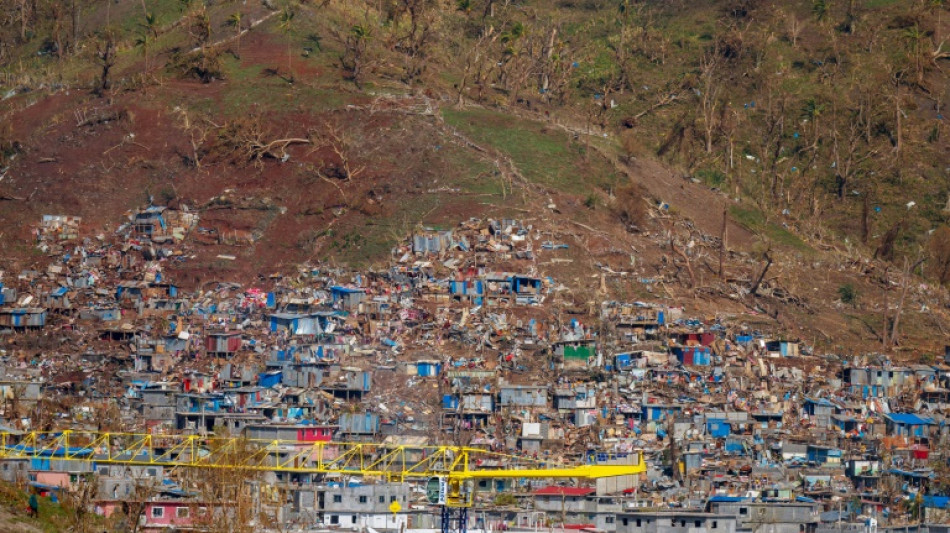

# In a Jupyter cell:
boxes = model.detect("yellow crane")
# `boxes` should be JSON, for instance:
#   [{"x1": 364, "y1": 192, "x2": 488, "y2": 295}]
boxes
[{"x1": 0, "y1": 430, "x2": 645, "y2": 532}]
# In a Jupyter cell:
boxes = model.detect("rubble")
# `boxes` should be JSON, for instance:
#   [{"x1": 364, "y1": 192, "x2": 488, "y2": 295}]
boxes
[{"x1": 0, "y1": 212, "x2": 947, "y2": 532}]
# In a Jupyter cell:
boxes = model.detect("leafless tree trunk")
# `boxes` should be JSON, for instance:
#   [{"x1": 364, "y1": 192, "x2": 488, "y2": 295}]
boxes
[
  {"x1": 890, "y1": 255, "x2": 924, "y2": 348},
  {"x1": 882, "y1": 266, "x2": 890, "y2": 348},
  {"x1": 699, "y1": 50, "x2": 722, "y2": 153},
  {"x1": 538, "y1": 25, "x2": 558, "y2": 98},
  {"x1": 750, "y1": 249, "x2": 773, "y2": 296},
  {"x1": 71, "y1": 0, "x2": 80, "y2": 52},
  {"x1": 719, "y1": 207, "x2": 728, "y2": 279}
]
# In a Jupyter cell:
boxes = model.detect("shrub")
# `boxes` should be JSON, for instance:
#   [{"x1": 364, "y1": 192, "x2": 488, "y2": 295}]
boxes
[{"x1": 837, "y1": 283, "x2": 857, "y2": 306}]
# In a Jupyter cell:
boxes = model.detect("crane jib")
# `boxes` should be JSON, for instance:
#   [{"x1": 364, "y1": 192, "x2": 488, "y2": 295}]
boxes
[{"x1": 0, "y1": 430, "x2": 646, "y2": 480}]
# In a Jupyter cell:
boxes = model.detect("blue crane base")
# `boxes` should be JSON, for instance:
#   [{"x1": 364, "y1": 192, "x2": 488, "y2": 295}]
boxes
[{"x1": 441, "y1": 506, "x2": 468, "y2": 533}]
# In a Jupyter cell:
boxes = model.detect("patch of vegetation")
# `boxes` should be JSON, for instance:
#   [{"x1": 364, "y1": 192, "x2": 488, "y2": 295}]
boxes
[
  {"x1": 837, "y1": 283, "x2": 858, "y2": 306},
  {"x1": 695, "y1": 168, "x2": 726, "y2": 188},
  {"x1": 583, "y1": 193, "x2": 598, "y2": 209},
  {"x1": 729, "y1": 206, "x2": 814, "y2": 254},
  {"x1": 0, "y1": 481, "x2": 76, "y2": 532},
  {"x1": 442, "y1": 108, "x2": 619, "y2": 194}
]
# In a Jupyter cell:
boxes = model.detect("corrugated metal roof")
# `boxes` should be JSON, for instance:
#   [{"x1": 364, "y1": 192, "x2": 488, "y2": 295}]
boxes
[{"x1": 885, "y1": 413, "x2": 935, "y2": 425}]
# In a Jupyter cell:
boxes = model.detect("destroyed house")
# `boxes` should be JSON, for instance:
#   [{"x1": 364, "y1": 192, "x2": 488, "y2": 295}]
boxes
[
  {"x1": 498, "y1": 385, "x2": 547, "y2": 407},
  {"x1": 322, "y1": 367, "x2": 372, "y2": 397},
  {"x1": 765, "y1": 340, "x2": 800, "y2": 357},
  {"x1": 806, "y1": 445, "x2": 843, "y2": 466},
  {"x1": 258, "y1": 370, "x2": 281, "y2": 388},
  {"x1": 0, "y1": 284, "x2": 15, "y2": 305},
  {"x1": 488, "y1": 218, "x2": 523, "y2": 234},
  {"x1": 442, "y1": 392, "x2": 494, "y2": 418},
  {"x1": 532, "y1": 486, "x2": 596, "y2": 513},
  {"x1": 148, "y1": 282, "x2": 179, "y2": 299},
  {"x1": 269, "y1": 311, "x2": 336, "y2": 335},
  {"x1": 45, "y1": 287, "x2": 73, "y2": 311},
  {"x1": 162, "y1": 334, "x2": 188, "y2": 354},
  {"x1": 612, "y1": 352, "x2": 637, "y2": 371},
  {"x1": 79, "y1": 307, "x2": 121, "y2": 322},
  {"x1": 204, "y1": 331, "x2": 242, "y2": 356},
  {"x1": 705, "y1": 500, "x2": 818, "y2": 533},
  {"x1": 39, "y1": 215, "x2": 81, "y2": 240},
  {"x1": 280, "y1": 296, "x2": 318, "y2": 313},
  {"x1": 330, "y1": 286, "x2": 365, "y2": 311},
  {"x1": 705, "y1": 412, "x2": 748, "y2": 438},
  {"x1": 244, "y1": 423, "x2": 335, "y2": 442},
  {"x1": 139, "y1": 500, "x2": 213, "y2": 530},
  {"x1": 670, "y1": 331, "x2": 716, "y2": 346},
  {"x1": 618, "y1": 512, "x2": 737, "y2": 533},
  {"x1": 276, "y1": 363, "x2": 324, "y2": 388},
  {"x1": 606, "y1": 303, "x2": 666, "y2": 327},
  {"x1": 641, "y1": 402, "x2": 682, "y2": 421},
  {"x1": 131, "y1": 206, "x2": 167, "y2": 236},
  {"x1": 115, "y1": 281, "x2": 148, "y2": 303},
  {"x1": 673, "y1": 345, "x2": 711, "y2": 366},
  {"x1": 846, "y1": 459, "x2": 881, "y2": 491},
  {"x1": 920, "y1": 387, "x2": 950, "y2": 411},
  {"x1": 802, "y1": 398, "x2": 835, "y2": 428},
  {"x1": 511, "y1": 275, "x2": 542, "y2": 300},
  {"x1": 554, "y1": 340, "x2": 597, "y2": 367},
  {"x1": 321, "y1": 482, "x2": 411, "y2": 529},
  {"x1": 412, "y1": 230, "x2": 454, "y2": 254},
  {"x1": 884, "y1": 413, "x2": 935, "y2": 439},
  {"x1": 842, "y1": 366, "x2": 917, "y2": 398},
  {"x1": 0, "y1": 381, "x2": 42, "y2": 402},
  {"x1": 407, "y1": 360, "x2": 441, "y2": 377},
  {"x1": 449, "y1": 279, "x2": 485, "y2": 304},
  {"x1": 0, "y1": 308, "x2": 46, "y2": 329},
  {"x1": 338, "y1": 412, "x2": 380, "y2": 439},
  {"x1": 831, "y1": 414, "x2": 861, "y2": 433},
  {"x1": 139, "y1": 387, "x2": 176, "y2": 425}
]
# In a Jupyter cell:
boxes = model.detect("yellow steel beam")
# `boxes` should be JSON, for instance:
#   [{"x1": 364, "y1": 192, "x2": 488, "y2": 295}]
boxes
[{"x1": 0, "y1": 431, "x2": 644, "y2": 480}]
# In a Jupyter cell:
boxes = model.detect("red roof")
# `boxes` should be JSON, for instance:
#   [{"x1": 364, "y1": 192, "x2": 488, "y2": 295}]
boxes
[{"x1": 533, "y1": 486, "x2": 596, "y2": 496}]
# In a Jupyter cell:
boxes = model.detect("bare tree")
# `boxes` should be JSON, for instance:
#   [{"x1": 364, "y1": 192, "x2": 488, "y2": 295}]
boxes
[
  {"x1": 95, "y1": 29, "x2": 117, "y2": 95},
  {"x1": 927, "y1": 226, "x2": 950, "y2": 284},
  {"x1": 455, "y1": 26, "x2": 496, "y2": 107},
  {"x1": 315, "y1": 119, "x2": 365, "y2": 182},
  {"x1": 392, "y1": 0, "x2": 440, "y2": 84},
  {"x1": 698, "y1": 49, "x2": 723, "y2": 154},
  {"x1": 888, "y1": 254, "x2": 925, "y2": 348}
]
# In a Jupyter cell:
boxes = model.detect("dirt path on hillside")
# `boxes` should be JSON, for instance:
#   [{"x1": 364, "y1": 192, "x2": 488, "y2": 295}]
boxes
[
  {"x1": 489, "y1": 104, "x2": 758, "y2": 251},
  {"x1": 0, "y1": 507, "x2": 42, "y2": 533},
  {"x1": 624, "y1": 156, "x2": 757, "y2": 251}
]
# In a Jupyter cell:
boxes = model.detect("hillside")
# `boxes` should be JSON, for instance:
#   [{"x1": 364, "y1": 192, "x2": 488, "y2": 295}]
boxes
[{"x1": 1, "y1": 0, "x2": 949, "y2": 356}]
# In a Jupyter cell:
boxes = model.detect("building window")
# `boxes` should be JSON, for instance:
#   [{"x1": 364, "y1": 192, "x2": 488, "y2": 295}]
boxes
[
  {"x1": 391, "y1": 496, "x2": 398, "y2": 502},
  {"x1": 333, "y1": 495, "x2": 342, "y2": 503},
  {"x1": 151, "y1": 507, "x2": 164, "y2": 518},
  {"x1": 147, "y1": 468, "x2": 158, "y2": 477},
  {"x1": 740, "y1": 508, "x2": 748, "y2": 516},
  {"x1": 681, "y1": 520, "x2": 687, "y2": 527},
  {"x1": 330, "y1": 515, "x2": 339, "y2": 525},
  {"x1": 635, "y1": 519, "x2": 641, "y2": 527},
  {"x1": 606, "y1": 517, "x2": 615, "y2": 524},
  {"x1": 712, "y1": 521, "x2": 718, "y2": 529},
  {"x1": 695, "y1": 520, "x2": 702, "y2": 528},
  {"x1": 379, "y1": 496, "x2": 385, "y2": 503},
  {"x1": 621, "y1": 519, "x2": 629, "y2": 527},
  {"x1": 177, "y1": 507, "x2": 190, "y2": 518},
  {"x1": 359, "y1": 496, "x2": 368, "y2": 504},
  {"x1": 352, "y1": 515, "x2": 357, "y2": 524}
]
